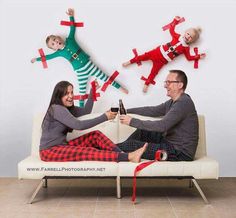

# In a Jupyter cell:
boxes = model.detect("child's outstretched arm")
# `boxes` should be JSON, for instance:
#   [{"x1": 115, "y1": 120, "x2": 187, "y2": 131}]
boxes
[
  {"x1": 66, "y1": 8, "x2": 76, "y2": 39},
  {"x1": 30, "y1": 52, "x2": 59, "y2": 64},
  {"x1": 183, "y1": 47, "x2": 206, "y2": 61}
]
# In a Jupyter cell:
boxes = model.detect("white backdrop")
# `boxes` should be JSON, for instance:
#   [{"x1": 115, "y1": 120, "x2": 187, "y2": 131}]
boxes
[{"x1": 0, "y1": 0, "x2": 235, "y2": 176}]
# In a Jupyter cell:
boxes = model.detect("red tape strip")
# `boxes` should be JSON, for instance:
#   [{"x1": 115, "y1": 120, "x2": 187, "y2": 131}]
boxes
[
  {"x1": 38, "y1": 48, "x2": 48, "y2": 69},
  {"x1": 73, "y1": 94, "x2": 89, "y2": 100},
  {"x1": 60, "y1": 20, "x2": 84, "y2": 27},
  {"x1": 194, "y1": 47, "x2": 199, "y2": 69},
  {"x1": 132, "y1": 150, "x2": 167, "y2": 203},
  {"x1": 132, "y1": 48, "x2": 142, "y2": 66},
  {"x1": 141, "y1": 76, "x2": 156, "y2": 85},
  {"x1": 101, "y1": 71, "x2": 119, "y2": 92},
  {"x1": 91, "y1": 80, "x2": 100, "y2": 101},
  {"x1": 162, "y1": 17, "x2": 185, "y2": 31}
]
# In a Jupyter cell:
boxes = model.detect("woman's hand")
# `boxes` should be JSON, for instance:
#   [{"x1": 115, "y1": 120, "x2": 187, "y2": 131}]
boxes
[
  {"x1": 105, "y1": 110, "x2": 118, "y2": 120},
  {"x1": 120, "y1": 115, "x2": 132, "y2": 125},
  {"x1": 66, "y1": 8, "x2": 74, "y2": 16}
]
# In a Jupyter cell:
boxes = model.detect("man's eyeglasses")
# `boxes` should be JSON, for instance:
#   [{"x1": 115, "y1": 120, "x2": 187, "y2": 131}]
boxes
[{"x1": 164, "y1": 80, "x2": 182, "y2": 85}]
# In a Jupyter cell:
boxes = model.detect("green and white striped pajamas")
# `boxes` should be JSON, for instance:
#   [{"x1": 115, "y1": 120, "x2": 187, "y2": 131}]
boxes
[
  {"x1": 36, "y1": 16, "x2": 124, "y2": 108},
  {"x1": 75, "y1": 60, "x2": 120, "y2": 107}
]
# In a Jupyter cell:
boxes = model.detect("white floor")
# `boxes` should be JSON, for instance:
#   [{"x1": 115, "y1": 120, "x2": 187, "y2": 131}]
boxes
[{"x1": 0, "y1": 177, "x2": 235, "y2": 218}]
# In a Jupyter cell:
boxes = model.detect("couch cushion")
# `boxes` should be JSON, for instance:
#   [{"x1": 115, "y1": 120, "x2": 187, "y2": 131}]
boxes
[
  {"x1": 18, "y1": 155, "x2": 118, "y2": 179},
  {"x1": 118, "y1": 156, "x2": 219, "y2": 179}
]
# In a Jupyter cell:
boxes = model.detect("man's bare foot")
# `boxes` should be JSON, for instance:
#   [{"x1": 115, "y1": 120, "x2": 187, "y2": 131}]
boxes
[
  {"x1": 120, "y1": 87, "x2": 129, "y2": 94},
  {"x1": 143, "y1": 84, "x2": 149, "y2": 93},
  {"x1": 122, "y1": 61, "x2": 131, "y2": 67},
  {"x1": 128, "y1": 143, "x2": 148, "y2": 163}
]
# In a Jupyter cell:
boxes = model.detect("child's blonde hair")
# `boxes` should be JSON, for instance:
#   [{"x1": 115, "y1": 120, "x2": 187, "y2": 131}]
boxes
[{"x1": 189, "y1": 27, "x2": 202, "y2": 43}]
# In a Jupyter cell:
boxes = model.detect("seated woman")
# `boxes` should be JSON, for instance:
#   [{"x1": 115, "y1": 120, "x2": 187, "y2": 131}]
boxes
[{"x1": 39, "y1": 81, "x2": 147, "y2": 163}]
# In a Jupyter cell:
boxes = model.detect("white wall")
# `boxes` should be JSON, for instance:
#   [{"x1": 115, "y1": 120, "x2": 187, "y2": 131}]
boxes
[{"x1": 0, "y1": 0, "x2": 235, "y2": 176}]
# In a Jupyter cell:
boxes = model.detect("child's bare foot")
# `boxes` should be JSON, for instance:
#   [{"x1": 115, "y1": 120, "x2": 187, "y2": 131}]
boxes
[
  {"x1": 120, "y1": 87, "x2": 129, "y2": 94},
  {"x1": 122, "y1": 61, "x2": 131, "y2": 67},
  {"x1": 128, "y1": 143, "x2": 148, "y2": 163},
  {"x1": 143, "y1": 84, "x2": 149, "y2": 93}
]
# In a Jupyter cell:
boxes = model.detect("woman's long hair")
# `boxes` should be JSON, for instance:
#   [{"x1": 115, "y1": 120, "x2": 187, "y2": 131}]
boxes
[{"x1": 42, "y1": 81, "x2": 74, "y2": 127}]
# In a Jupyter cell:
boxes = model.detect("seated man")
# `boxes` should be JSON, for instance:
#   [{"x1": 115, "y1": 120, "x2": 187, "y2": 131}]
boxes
[{"x1": 118, "y1": 69, "x2": 199, "y2": 161}]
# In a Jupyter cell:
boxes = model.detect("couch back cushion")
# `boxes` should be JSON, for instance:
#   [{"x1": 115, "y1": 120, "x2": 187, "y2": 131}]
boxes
[{"x1": 31, "y1": 113, "x2": 206, "y2": 159}]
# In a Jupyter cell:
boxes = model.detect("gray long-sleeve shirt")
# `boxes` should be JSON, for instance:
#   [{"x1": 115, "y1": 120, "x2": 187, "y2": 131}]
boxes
[
  {"x1": 40, "y1": 94, "x2": 107, "y2": 151},
  {"x1": 127, "y1": 93, "x2": 199, "y2": 159}
]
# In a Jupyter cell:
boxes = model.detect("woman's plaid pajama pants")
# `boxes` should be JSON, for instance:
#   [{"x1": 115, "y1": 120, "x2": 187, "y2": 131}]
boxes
[{"x1": 40, "y1": 130, "x2": 121, "y2": 162}]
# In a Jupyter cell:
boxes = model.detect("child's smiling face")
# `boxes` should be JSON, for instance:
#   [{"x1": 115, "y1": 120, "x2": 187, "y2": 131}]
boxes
[{"x1": 47, "y1": 36, "x2": 65, "y2": 51}]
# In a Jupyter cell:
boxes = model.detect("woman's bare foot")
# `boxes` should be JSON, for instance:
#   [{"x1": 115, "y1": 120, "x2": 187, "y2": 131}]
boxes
[
  {"x1": 122, "y1": 61, "x2": 131, "y2": 67},
  {"x1": 120, "y1": 87, "x2": 129, "y2": 94},
  {"x1": 128, "y1": 143, "x2": 148, "y2": 163},
  {"x1": 143, "y1": 84, "x2": 149, "y2": 93}
]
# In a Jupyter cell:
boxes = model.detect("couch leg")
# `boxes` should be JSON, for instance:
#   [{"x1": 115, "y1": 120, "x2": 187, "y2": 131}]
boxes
[
  {"x1": 189, "y1": 179, "x2": 193, "y2": 188},
  {"x1": 43, "y1": 178, "x2": 48, "y2": 188},
  {"x1": 192, "y1": 179, "x2": 209, "y2": 204},
  {"x1": 28, "y1": 179, "x2": 44, "y2": 204},
  {"x1": 116, "y1": 176, "x2": 121, "y2": 199}
]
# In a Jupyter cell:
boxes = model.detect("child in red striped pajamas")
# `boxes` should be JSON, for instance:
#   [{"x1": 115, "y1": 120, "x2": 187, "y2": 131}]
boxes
[{"x1": 39, "y1": 80, "x2": 147, "y2": 162}]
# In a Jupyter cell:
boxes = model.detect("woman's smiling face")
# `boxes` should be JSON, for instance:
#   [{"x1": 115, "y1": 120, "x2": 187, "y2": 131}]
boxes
[{"x1": 61, "y1": 85, "x2": 74, "y2": 107}]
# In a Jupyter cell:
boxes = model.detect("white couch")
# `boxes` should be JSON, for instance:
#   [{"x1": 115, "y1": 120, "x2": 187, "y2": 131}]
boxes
[{"x1": 18, "y1": 113, "x2": 219, "y2": 204}]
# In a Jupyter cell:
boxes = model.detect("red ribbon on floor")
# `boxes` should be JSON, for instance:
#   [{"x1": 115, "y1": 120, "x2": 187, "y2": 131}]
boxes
[
  {"x1": 38, "y1": 48, "x2": 48, "y2": 69},
  {"x1": 141, "y1": 76, "x2": 156, "y2": 85},
  {"x1": 194, "y1": 47, "x2": 199, "y2": 69},
  {"x1": 60, "y1": 20, "x2": 84, "y2": 27},
  {"x1": 162, "y1": 17, "x2": 185, "y2": 31},
  {"x1": 132, "y1": 48, "x2": 142, "y2": 66},
  {"x1": 132, "y1": 150, "x2": 167, "y2": 203},
  {"x1": 91, "y1": 80, "x2": 100, "y2": 101},
  {"x1": 101, "y1": 71, "x2": 119, "y2": 92}
]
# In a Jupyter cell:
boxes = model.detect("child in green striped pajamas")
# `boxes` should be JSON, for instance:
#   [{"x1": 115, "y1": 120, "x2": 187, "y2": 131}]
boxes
[{"x1": 31, "y1": 8, "x2": 128, "y2": 107}]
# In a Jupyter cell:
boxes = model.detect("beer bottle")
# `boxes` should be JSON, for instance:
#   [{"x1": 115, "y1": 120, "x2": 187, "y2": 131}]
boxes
[{"x1": 119, "y1": 99, "x2": 126, "y2": 115}]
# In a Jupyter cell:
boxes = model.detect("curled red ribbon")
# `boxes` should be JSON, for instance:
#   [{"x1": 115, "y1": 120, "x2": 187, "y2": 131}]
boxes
[{"x1": 132, "y1": 150, "x2": 167, "y2": 203}]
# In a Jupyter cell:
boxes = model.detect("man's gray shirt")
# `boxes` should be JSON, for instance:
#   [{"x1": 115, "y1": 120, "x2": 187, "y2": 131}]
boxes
[{"x1": 127, "y1": 93, "x2": 199, "y2": 159}]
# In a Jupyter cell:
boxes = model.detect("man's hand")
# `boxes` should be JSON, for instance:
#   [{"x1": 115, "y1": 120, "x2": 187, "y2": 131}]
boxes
[
  {"x1": 66, "y1": 8, "x2": 74, "y2": 16},
  {"x1": 105, "y1": 111, "x2": 118, "y2": 121},
  {"x1": 120, "y1": 115, "x2": 132, "y2": 125}
]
